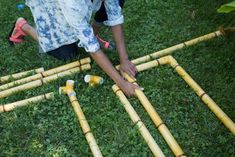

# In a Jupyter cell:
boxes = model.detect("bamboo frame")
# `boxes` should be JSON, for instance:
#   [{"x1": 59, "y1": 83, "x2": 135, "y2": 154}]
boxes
[
  {"x1": 116, "y1": 29, "x2": 225, "y2": 69},
  {"x1": 0, "y1": 64, "x2": 91, "y2": 99},
  {"x1": 133, "y1": 55, "x2": 235, "y2": 135},
  {"x1": 0, "y1": 92, "x2": 54, "y2": 113},
  {"x1": 123, "y1": 73, "x2": 186, "y2": 157},
  {"x1": 0, "y1": 67, "x2": 44, "y2": 84},
  {"x1": 112, "y1": 85, "x2": 165, "y2": 157},
  {"x1": 0, "y1": 57, "x2": 91, "y2": 91},
  {"x1": 60, "y1": 80, "x2": 103, "y2": 157}
]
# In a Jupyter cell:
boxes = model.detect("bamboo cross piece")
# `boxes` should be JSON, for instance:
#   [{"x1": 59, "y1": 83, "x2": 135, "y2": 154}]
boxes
[
  {"x1": 133, "y1": 55, "x2": 235, "y2": 135},
  {"x1": 112, "y1": 85, "x2": 165, "y2": 157},
  {"x1": 0, "y1": 64, "x2": 91, "y2": 99},
  {"x1": 0, "y1": 92, "x2": 54, "y2": 113},
  {"x1": 60, "y1": 80, "x2": 103, "y2": 157},
  {"x1": 0, "y1": 57, "x2": 91, "y2": 91},
  {"x1": 0, "y1": 67, "x2": 44, "y2": 84},
  {"x1": 116, "y1": 27, "x2": 235, "y2": 69},
  {"x1": 123, "y1": 73, "x2": 186, "y2": 157}
]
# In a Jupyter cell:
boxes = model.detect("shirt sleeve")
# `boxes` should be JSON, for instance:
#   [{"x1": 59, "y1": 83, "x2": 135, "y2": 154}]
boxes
[
  {"x1": 59, "y1": 0, "x2": 100, "y2": 53},
  {"x1": 103, "y1": 0, "x2": 124, "y2": 26}
]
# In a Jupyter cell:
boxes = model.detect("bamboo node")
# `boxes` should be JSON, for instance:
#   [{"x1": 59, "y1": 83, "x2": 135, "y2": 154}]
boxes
[
  {"x1": 77, "y1": 60, "x2": 81, "y2": 66},
  {"x1": 173, "y1": 64, "x2": 180, "y2": 70},
  {"x1": 219, "y1": 27, "x2": 226, "y2": 36},
  {"x1": 199, "y1": 93, "x2": 206, "y2": 100},
  {"x1": 112, "y1": 85, "x2": 121, "y2": 94},
  {"x1": 115, "y1": 88, "x2": 121, "y2": 94},
  {"x1": 40, "y1": 72, "x2": 45, "y2": 78},
  {"x1": 71, "y1": 99, "x2": 79, "y2": 104},
  {"x1": 133, "y1": 119, "x2": 142, "y2": 127},
  {"x1": 84, "y1": 130, "x2": 92, "y2": 135},
  {"x1": 1, "y1": 105, "x2": 6, "y2": 112},
  {"x1": 156, "y1": 59, "x2": 161, "y2": 65},
  {"x1": 40, "y1": 78, "x2": 44, "y2": 85},
  {"x1": 157, "y1": 122, "x2": 165, "y2": 129}
]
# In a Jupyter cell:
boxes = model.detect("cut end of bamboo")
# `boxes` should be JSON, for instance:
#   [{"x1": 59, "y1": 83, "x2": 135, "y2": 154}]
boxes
[
  {"x1": 35, "y1": 67, "x2": 45, "y2": 73},
  {"x1": 112, "y1": 84, "x2": 120, "y2": 93},
  {"x1": 81, "y1": 64, "x2": 91, "y2": 71},
  {"x1": 80, "y1": 57, "x2": 91, "y2": 65},
  {"x1": 0, "y1": 105, "x2": 4, "y2": 113},
  {"x1": 115, "y1": 65, "x2": 120, "y2": 70},
  {"x1": 45, "y1": 92, "x2": 55, "y2": 99}
]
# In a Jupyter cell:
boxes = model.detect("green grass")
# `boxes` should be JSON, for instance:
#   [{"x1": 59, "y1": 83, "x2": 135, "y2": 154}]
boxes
[{"x1": 0, "y1": 0, "x2": 235, "y2": 156}]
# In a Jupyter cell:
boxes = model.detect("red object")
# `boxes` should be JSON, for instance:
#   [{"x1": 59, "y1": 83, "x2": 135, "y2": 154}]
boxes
[
  {"x1": 96, "y1": 34, "x2": 110, "y2": 49},
  {"x1": 8, "y1": 18, "x2": 28, "y2": 45}
]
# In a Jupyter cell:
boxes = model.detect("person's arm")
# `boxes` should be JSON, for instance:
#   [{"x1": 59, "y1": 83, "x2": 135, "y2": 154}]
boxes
[
  {"x1": 103, "y1": 0, "x2": 137, "y2": 78},
  {"x1": 58, "y1": 1, "x2": 139, "y2": 96},
  {"x1": 111, "y1": 24, "x2": 137, "y2": 78},
  {"x1": 91, "y1": 49, "x2": 139, "y2": 96}
]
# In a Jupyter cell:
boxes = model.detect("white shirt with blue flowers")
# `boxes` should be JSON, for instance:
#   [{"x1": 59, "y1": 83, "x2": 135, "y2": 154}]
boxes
[{"x1": 25, "y1": 0, "x2": 124, "y2": 53}]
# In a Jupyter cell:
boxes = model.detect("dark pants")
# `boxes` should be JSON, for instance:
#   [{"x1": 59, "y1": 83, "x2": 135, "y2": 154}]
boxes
[{"x1": 47, "y1": 42, "x2": 78, "y2": 61}]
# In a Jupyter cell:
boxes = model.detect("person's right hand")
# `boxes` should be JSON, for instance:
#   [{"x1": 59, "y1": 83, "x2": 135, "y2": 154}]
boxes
[{"x1": 117, "y1": 80, "x2": 141, "y2": 97}]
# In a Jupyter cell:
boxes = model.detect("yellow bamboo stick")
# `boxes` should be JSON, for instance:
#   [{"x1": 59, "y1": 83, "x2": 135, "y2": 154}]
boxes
[
  {"x1": 132, "y1": 31, "x2": 222, "y2": 65},
  {"x1": 167, "y1": 56, "x2": 235, "y2": 135},
  {"x1": 0, "y1": 64, "x2": 91, "y2": 99},
  {"x1": 0, "y1": 67, "x2": 44, "y2": 84},
  {"x1": 123, "y1": 73, "x2": 186, "y2": 157},
  {"x1": 129, "y1": 55, "x2": 235, "y2": 134},
  {"x1": 112, "y1": 85, "x2": 165, "y2": 157},
  {"x1": 60, "y1": 80, "x2": 103, "y2": 157},
  {"x1": 0, "y1": 92, "x2": 54, "y2": 113},
  {"x1": 0, "y1": 57, "x2": 91, "y2": 91},
  {"x1": 116, "y1": 30, "x2": 223, "y2": 69}
]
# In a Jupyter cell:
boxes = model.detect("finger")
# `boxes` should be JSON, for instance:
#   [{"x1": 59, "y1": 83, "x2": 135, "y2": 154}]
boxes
[
  {"x1": 127, "y1": 68, "x2": 136, "y2": 79},
  {"x1": 133, "y1": 84, "x2": 144, "y2": 91},
  {"x1": 129, "y1": 63, "x2": 138, "y2": 73},
  {"x1": 133, "y1": 65, "x2": 138, "y2": 74},
  {"x1": 120, "y1": 69, "x2": 125, "y2": 78},
  {"x1": 125, "y1": 91, "x2": 131, "y2": 97},
  {"x1": 130, "y1": 65, "x2": 138, "y2": 76}
]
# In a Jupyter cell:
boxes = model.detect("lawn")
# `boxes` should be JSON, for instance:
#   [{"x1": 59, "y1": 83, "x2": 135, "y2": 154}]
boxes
[{"x1": 0, "y1": 0, "x2": 235, "y2": 156}]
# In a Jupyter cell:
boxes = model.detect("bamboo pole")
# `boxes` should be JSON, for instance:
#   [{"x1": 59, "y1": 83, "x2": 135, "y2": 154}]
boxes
[
  {"x1": 130, "y1": 55, "x2": 235, "y2": 134},
  {"x1": 0, "y1": 57, "x2": 91, "y2": 91},
  {"x1": 112, "y1": 85, "x2": 165, "y2": 157},
  {"x1": 0, "y1": 67, "x2": 44, "y2": 84},
  {"x1": 116, "y1": 30, "x2": 223, "y2": 69},
  {"x1": 123, "y1": 73, "x2": 186, "y2": 157},
  {"x1": 167, "y1": 56, "x2": 235, "y2": 135},
  {"x1": 60, "y1": 80, "x2": 103, "y2": 157},
  {"x1": 0, "y1": 64, "x2": 91, "y2": 99},
  {"x1": 0, "y1": 92, "x2": 54, "y2": 113}
]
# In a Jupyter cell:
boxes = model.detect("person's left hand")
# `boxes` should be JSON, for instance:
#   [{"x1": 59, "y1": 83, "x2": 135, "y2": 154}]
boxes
[{"x1": 120, "y1": 59, "x2": 138, "y2": 79}]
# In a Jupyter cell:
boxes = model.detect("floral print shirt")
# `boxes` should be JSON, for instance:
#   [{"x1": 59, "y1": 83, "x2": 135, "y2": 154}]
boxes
[{"x1": 25, "y1": 0, "x2": 124, "y2": 53}]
